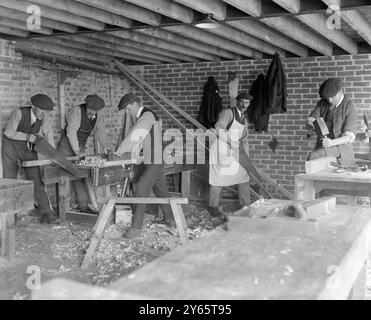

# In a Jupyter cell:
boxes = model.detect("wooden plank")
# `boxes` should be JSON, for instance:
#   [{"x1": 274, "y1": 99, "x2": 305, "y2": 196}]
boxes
[
  {"x1": 301, "y1": 196, "x2": 336, "y2": 220},
  {"x1": 169, "y1": 200, "x2": 188, "y2": 244},
  {"x1": 84, "y1": 179, "x2": 98, "y2": 211},
  {"x1": 0, "y1": 213, "x2": 6, "y2": 257},
  {"x1": 22, "y1": 156, "x2": 80, "y2": 167},
  {"x1": 295, "y1": 175, "x2": 315, "y2": 201},
  {"x1": 0, "y1": 130, "x2": 3, "y2": 179},
  {"x1": 7, "y1": 212, "x2": 15, "y2": 261},
  {"x1": 305, "y1": 157, "x2": 337, "y2": 174},
  {"x1": 81, "y1": 199, "x2": 115, "y2": 268},
  {"x1": 181, "y1": 170, "x2": 191, "y2": 197},
  {"x1": 114, "y1": 197, "x2": 188, "y2": 205}
]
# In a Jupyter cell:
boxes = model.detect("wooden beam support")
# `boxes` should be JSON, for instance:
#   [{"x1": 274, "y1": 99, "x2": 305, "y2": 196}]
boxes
[
  {"x1": 124, "y1": 0, "x2": 194, "y2": 24},
  {"x1": 223, "y1": 0, "x2": 262, "y2": 16},
  {"x1": 109, "y1": 29, "x2": 217, "y2": 61},
  {"x1": 322, "y1": 0, "x2": 371, "y2": 46},
  {"x1": 30, "y1": 0, "x2": 132, "y2": 28},
  {"x1": 207, "y1": 23, "x2": 285, "y2": 57},
  {"x1": 34, "y1": 37, "x2": 162, "y2": 65},
  {"x1": 227, "y1": 19, "x2": 308, "y2": 57},
  {"x1": 75, "y1": 0, "x2": 162, "y2": 26},
  {"x1": 136, "y1": 28, "x2": 240, "y2": 60},
  {"x1": 0, "y1": 0, "x2": 105, "y2": 31},
  {"x1": 273, "y1": 0, "x2": 357, "y2": 54},
  {"x1": 0, "y1": 25, "x2": 28, "y2": 38},
  {"x1": 0, "y1": 16, "x2": 52, "y2": 35},
  {"x1": 59, "y1": 34, "x2": 179, "y2": 63},
  {"x1": 164, "y1": 25, "x2": 263, "y2": 59},
  {"x1": 0, "y1": 6, "x2": 78, "y2": 33},
  {"x1": 84, "y1": 33, "x2": 195, "y2": 63},
  {"x1": 174, "y1": 0, "x2": 227, "y2": 20},
  {"x1": 261, "y1": 16, "x2": 333, "y2": 56}
]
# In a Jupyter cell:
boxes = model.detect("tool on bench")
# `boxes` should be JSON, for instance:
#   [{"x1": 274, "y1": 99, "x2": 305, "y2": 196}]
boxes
[{"x1": 330, "y1": 161, "x2": 368, "y2": 172}]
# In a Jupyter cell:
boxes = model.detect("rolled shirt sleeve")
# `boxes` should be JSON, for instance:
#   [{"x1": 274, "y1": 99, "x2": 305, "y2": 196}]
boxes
[
  {"x1": 65, "y1": 107, "x2": 81, "y2": 154},
  {"x1": 93, "y1": 111, "x2": 109, "y2": 151},
  {"x1": 40, "y1": 114, "x2": 55, "y2": 148},
  {"x1": 341, "y1": 99, "x2": 357, "y2": 144},
  {"x1": 116, "y1": 111, "x2": 155, "y2": 155}
]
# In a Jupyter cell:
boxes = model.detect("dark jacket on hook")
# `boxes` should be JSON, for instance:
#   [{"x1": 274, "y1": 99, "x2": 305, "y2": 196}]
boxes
[
  {"x1": 265, "y1": 53, "x2": 287, "y2": 114},
  {"x1": 197, "y1": 76, "x2": 223, "y2": 129},
  {"x1": 247, "y1": 73, "x2": 270, "y2": 132}
]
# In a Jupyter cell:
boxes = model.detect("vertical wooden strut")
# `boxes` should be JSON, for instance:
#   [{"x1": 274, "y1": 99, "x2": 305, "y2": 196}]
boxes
[{"x1": 113, "y1": 60, "x2": 293, "y2": 200}]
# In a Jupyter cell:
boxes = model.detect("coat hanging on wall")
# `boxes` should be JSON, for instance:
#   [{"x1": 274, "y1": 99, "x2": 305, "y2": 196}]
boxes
[
  {"x1": 265, "y1": 53, "x2": 287, "y2": 114},
  {"x1": 247, "y1": 73, "x2": 270, "y2": 132},
  {"x1": 197, "y1": 76, "x2": 223, "y2": 129}
]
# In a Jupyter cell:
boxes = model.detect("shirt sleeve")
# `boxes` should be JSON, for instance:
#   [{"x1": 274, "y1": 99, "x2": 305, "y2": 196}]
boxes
[
  {"x1": 342, "y1": 100, "x2": 358, "y2": 134},
  {"x1": 40, "y1": 114, "x2": 55, "y2": 148},
  {"x1": 214, "y1": 109, "x2": 233, "y2": 131},
  {"x1": 65, "y1": 107, "x2": 81, "y2": 154},
  {"x1": 309, "y1": 100, "x2": 323, "y2": 118},
  {"x1": 4, "y1": 109, "x2": 29, "y2": 141},
  {"x1": 116, "y1": 112, "x2": 155, "y2": 155},
  {"x1": 93, "y1": 112, "x2": 109, "y2": 151}
]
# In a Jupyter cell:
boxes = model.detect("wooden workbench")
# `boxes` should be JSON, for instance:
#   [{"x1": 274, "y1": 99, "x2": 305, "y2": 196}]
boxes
[
  {"x1": 0, "y1": 179, "x2": 34, "y2": 260},
  {"x1": 34, "y1": 201, "x2": 371, "y2": 299},
  {"x1": 295, "y1": 168, "x2": 371, "y2": 201}
]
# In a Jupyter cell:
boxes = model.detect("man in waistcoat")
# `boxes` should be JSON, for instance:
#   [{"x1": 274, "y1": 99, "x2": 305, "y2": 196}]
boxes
[
  {"x1": 57, "y1": 94, "x2": 109, "y2": 214},
  {"x1": 2, "y1": 94, "x2": 57, "y2": 224},
  {"x1": 114, "y1": 93, "x2": 175, "y2": 238}
]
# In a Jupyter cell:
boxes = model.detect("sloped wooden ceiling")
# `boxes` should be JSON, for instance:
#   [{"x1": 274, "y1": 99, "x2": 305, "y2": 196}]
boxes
[{"x1": 0, "y1": 0, "x2": 371, "y2": 67}]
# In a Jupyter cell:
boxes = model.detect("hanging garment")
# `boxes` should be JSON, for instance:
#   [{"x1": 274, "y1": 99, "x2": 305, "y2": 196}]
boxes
[
  {"x1": 209, "y1": 108, "x2": 249, "y2": 186},
  {"x1": 265, "y1": 53, "x2": 287, "y2": 114},
  {"x1": 228, "y1": 72, "x2": 239, "y2": 108},
  {"x1": 247, "y1": 73, "x2": 270, "y2": 132},
  {"x1": 198, "y1": 76, "x2": 223, "y2": 129}
]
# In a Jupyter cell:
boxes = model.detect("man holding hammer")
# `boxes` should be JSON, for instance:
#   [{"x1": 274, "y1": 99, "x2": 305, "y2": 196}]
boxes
[{"x1": 306, "y1": 78, "x2": 358, "y2": 166}]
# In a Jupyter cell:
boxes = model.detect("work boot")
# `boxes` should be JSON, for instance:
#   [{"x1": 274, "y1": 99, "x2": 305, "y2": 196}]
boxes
[
  {"x1": 40, "y1": 212, "x2": 59, "y2": 225},
  {"x1": 123, "y1": 228, "x2": 142, "y2": 239},
  {"x1": 207, "y1": 206, "x2": 224, "y2": 217},
  {"x1": 77, "y1": 206, "x2": 99, "y2": 215}
]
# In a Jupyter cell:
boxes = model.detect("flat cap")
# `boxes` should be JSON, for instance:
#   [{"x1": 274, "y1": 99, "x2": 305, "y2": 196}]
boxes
[
  {"x1": 31, "y1": 94, "x2": 54, "y2": 110},
  {"x1": 236, "y1": 92, "x2": 252, "y2": 100},
  {"x1": 85, "y1": 95, "x2": 105, "y2": 111},
  {"x1": 319, "y1": 78, "x2": 342, "y2": 98},
  {"x1": 117, "y1": 93, "x2": 139, "y2": 110}
]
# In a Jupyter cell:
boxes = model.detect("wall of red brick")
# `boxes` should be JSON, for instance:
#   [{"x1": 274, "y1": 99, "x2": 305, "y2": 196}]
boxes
[{"x1": 142, "y1": 55, "x2": 371, "y2": 193}]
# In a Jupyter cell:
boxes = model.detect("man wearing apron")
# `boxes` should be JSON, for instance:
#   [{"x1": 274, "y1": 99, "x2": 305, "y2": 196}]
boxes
[
  {"x1": 306, "y1": 78, "x2": 357, "y2": 166},
  {"x1": 2, "y1": 94, "x2": 57, "y2": 224},
  {"x1": 208, "y1": 92, "x2": 251, "y2": 217},
  {"x1": 57, "y1": 94, "x2": 109, "y2": 214},
  {"x1": 113, "y1": 93, "x2": 176, "y2": 238}
]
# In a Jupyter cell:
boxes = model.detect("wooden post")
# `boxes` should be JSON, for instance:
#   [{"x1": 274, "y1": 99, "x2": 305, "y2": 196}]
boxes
[
  {"x1": 169, "y1": 199, "x2": 188, "y2": 244},
  {"x1": 0, "y1": 129, "x2": 3, "y2": 179},
  {"x1": 1, "y1": 213, "x2": 6, "y2": 257},
  {"x1": 84, "y1": 179, "x2": 99, "y2": 211},
  {"x1": 181, "y1": 170, "x2": 191, "y2": 197},
  {"x1": 295, "y1": 175, "x2": 315, "y2": 201},
  {"x1": 58, "y1": 176, "x2": 69, "y2": 221}
]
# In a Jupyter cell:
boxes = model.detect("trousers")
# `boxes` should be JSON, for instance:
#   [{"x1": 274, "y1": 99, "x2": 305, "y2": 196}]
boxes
[
  {"x1": 1, "y1": 136, "x2": 53, "y2": 215},
  {"x1": 209, "y1": 182, "x2": 250, "y2": 208}
]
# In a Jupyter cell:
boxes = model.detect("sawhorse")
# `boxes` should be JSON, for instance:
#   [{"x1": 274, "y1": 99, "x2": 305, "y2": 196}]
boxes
[{"x1": 81, "y1": 197, "x2": 189, "y2": 269}]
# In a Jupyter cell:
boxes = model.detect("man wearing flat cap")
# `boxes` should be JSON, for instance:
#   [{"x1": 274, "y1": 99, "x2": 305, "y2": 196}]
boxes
[
  {"x1": 306, "y1": 78, "x2": 357, "y2": 166},
  {"x1": 2, "y1": 93, "x2": 58, "y2": 224},
  {"x1": 114, "y1": 93, "x2": 176, "y2": 238},
  {"x1": 208, "y1": 92, "x2": 251, "y2": 217},
  {"x1": 57, "y1": 94, "x2": 109, "y2": 214}
]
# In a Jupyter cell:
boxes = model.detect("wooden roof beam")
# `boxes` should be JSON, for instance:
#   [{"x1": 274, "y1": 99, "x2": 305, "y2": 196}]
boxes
[
  {"x1": 31, "y1": 0, "x2": 132, "y2": 28},
  {"x1": 84, "y1": 33, "x2": 195, "y2": 63},
  {"x1": 0, "y1": 16, "x2": 52, "y2": 35},
  {"x1": 164, "y1": 25, "x2": 262, "y2": 59},
  {"x1": 58, "y1": 34, "x2": 180, "y2": 64},
  {"x1": 0, "y1": 6, "x2": 78, "y2": 33},
  {"x1": 75, "y1": 0, "x2": 162, "y2": 26},
  {"x1": 261, "y1": 16, "x2": 333, "y2": 56},
  {"x1": 322, "y1": 0, "x2": 371, "y2": 46},
  {"x1": 273, "y1": 0, "x2": 357, "y2": 54},
  {"x1": 174, "y1": 0, "x2": 226, "y2": 20},
  {"x1": 123, "y1": 0, "x2": 194, "y2": 24},
  {"x1": 109, "y1": 30, "x2": 219, "y2": 61},
  {"x1": 207, "y1": 24, "x2": 286, "y2": 57},
  {"x1": 0, "y1": 0, "x2": 105, "y2": 30},
  {"x1": 136, "y1": 28, "x2": 240, "y2": 60},
  {"x1": 0, "y1": 25, "x2": 28, "y2": 38},
  {"x1": 226, "y1": 19, "x2": 308, "y2": 57}
]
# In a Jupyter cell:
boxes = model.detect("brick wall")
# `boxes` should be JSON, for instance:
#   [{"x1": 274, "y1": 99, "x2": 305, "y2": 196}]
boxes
[
  {"x1": 142, "y1": 55, "x2": 371, "y2": 194},
  {"x1": 1, "y1": 38, "x2": 371, "y2": 196}
]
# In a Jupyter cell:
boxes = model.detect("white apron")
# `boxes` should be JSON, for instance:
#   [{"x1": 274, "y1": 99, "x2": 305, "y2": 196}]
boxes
[{"x1": 209, "y1": 111, "x2": 249, "y2": 186}]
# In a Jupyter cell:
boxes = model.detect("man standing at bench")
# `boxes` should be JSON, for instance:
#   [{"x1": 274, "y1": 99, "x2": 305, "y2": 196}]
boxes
[
  {"x1": 1, "y1": 94, "x2": 57, "y2": 224},
  {"x1": 57, "y1": 94, "x2": 109, "y2": 214},
  {"x1": 306, "y1": 78, "x2": 357, "y2": 166},
  {"x1": 114, "y1": 93, "x2": 175, "y2": 238}
]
